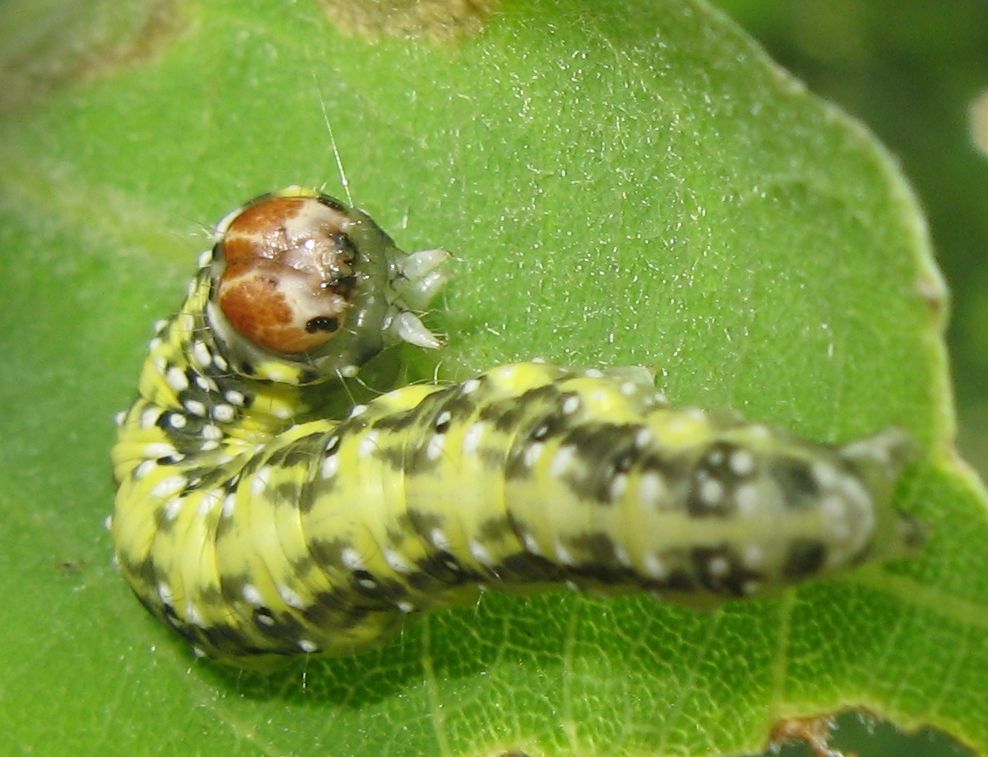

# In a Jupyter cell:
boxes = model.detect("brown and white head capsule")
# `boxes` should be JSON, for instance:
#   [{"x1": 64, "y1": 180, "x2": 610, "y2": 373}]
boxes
[
  {"x1": 216, "y1": 194, "x2": 358, "y2": 354},
  {"x1": 206, "y1": 186, "x2": 450, "y2": 383}
]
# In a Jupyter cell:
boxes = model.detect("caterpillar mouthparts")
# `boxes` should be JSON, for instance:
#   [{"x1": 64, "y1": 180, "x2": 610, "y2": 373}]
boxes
[{"x1": 110, "y1": 188, "x2": 924, "y2": 665}]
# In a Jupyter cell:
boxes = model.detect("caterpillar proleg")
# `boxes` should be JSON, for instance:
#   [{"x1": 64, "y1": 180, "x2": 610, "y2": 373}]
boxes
[{"x1": 110, "y1": 188, "x2": 923, "y2": 664}]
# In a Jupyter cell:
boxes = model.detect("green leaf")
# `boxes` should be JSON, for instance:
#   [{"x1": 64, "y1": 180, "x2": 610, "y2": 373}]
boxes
[{"x1": 0, "y1": 1, "x2": 984, "y2": 755}]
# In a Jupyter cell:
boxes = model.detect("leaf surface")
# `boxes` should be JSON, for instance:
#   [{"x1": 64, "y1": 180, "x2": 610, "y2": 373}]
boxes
[{"x1": 0, "y1": 1, "x2": 984, "y2": 755}]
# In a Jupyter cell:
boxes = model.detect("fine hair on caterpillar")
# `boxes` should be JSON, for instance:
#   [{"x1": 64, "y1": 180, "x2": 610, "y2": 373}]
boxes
[{"x1": 110, "y1": 189, "x2": 925, "y2": 666}]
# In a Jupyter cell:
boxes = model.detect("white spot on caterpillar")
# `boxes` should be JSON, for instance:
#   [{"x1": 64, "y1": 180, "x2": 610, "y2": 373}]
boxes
[
  {"x1": 522, "y1": 532, "x2": 542, "y2": 556},
  {"x1": 252, "y1": 469, "x2": 270, "y2": 495},
  {"x1": 151, "y1": 476, "x2": 185, "y2": 499},
  {"x1": 298, "y1": 639, "x2": 318, "y2": 654},
  {"x1": 461, "y1": 378, "x2": 481, "y2": 394},
  {"x1": 524, "y1": 442, "x2": 544, "y2": 468},
  {"x1": 469, "y1": 540, "x2": 492, "y2": 565},
  {"x1": 699, "y1": 478, "x2": 724, "y2": 506},
  {"x1": 213, "y1": 404, "x2": 236, "y2": 423},
  {"x1": 608, "y1": 473, "x2": 628, "y2": 501},
  {"x1": 349, "y1": 404, "x2": 368, "y2": 418},
  {"x1": 463, "y1": 423, "x2": 486, "y2": 455},
  {"x1": 748, "y1": 424, "x2": 771, "y2": 440},
  {"x1": 812, "y1": 461, "x2": 840, "y2": 488},
  {"x1": 430, "y1": 528, "x2": 451, "y2": 550},
  {"x1": 730, "y1": 449, "x2": 755, "y2": 476},
  {"x1": 142, "y1": 442, "x2": 176, "y2": 458},
  {"x1": 166, "y1": 367, "x2": 189, "y2": 392},
  {"x1": 741, "y1": 544, "x2": 764, "y2": 568},
  {"x1": 555, "y1": 539, "x2": 575, "y2": 565},
  {"x1": 735, "y1": 484, "x2": 760, "y2": 516},
  {"x1": 638, "y1": 472, "x2": 666, "y2": 507},
  {"x1": 561, "y1": 395, "x2": 581, "y2": 415},
  {"x1": 168, "y1": 413, "x2": 187, "y2": 429},
  {"x1": 426, "y1": 433, "x2": 445, "y2": 461},
  {"x1": 192, "y1": 341, "x2": 211, "y2": 368},
  {"x1": 198, "y1": 491, "x2": 222, "y2": 516},
  {"x1": 708, "y1": 556, "x2": 730, "y2": 577},
  {"x1": 322, "y1": 454, "x2": 339, "y2": 479},
  {"x1": 184, "y1": 399, "x2": 207, "y2": 417},
  {"x1": 615, "y1": 544, "x2": 632, "y2": 568},
  {"x1": 201, "y1": 424, "x2": 223, "y2": 441},
  {"x1": 742, "y1": 580, "x2": 761, "y2": 596},
  {"x1": 186, "y1": 601, "x2": 205, "y2": 627},
  {"x1": 643, "y1": 553, "x2": 668, "y2": 579},
  {"x1": 163, "y1": 497, "x2": 184, "y2": 521},
  {"x1": 358, "y1": 431, "x2": 380, "y2": 458},
  {"x1": 341, "y1": 548, "x2": 364, "y2": 570},
  {"x1": 225, "y1": 389, "x2": 245, "y2": 406},
  {"x1": 384, "y1": 548, "x2": 412, "y2": 574},
  {"x1": 157, "y1": 582, "x2": 174, "y2": 605},
  {"x1": 243, "y1": 584, "x2": 264, "y2": 606},
  {"x1": 278, "y1": 584, "x2": 306, "y2": 609},
  {"x1": 551, "y1": 445, "x2": 577, "y2": 477},
  {"x1": 140, "y1": 407, "x2": 161, "y2": 428},
  {"x1": 134, "y1": 460, "x2": 156, "y2": 479}
]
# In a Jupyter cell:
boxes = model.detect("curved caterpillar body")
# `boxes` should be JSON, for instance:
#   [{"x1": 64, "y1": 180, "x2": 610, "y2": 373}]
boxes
[{"x1": 111, "y1": 188, "x2": 923, "y2": 664}]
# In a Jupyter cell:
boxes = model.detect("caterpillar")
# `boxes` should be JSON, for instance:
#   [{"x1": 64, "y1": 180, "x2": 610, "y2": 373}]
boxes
[{"x1": 110, "y1": 187, "x2": 925, "y2": 665}]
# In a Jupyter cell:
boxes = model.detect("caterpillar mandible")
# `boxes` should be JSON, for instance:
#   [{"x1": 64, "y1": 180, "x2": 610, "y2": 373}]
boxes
[{"x1": 110, "y1": 187, "x2": 924, "y2": 665}]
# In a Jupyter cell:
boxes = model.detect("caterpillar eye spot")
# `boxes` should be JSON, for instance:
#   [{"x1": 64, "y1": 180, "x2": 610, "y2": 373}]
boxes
[
  {"x1": 111, "y1": 189, "x2": 923, "y2": 665},
  {"x1": 305, "y1": 315, "x2": 340, "y2": 334}
]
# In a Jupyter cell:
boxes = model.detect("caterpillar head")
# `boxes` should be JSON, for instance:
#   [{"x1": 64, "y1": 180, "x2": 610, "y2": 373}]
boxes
[{"x1": 207, "y1": 186, "x2": 449, "y2": 381}]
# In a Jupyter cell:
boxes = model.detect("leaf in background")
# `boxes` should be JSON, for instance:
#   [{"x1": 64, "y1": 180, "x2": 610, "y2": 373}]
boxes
[{"x1": 0, "y1": 0, "x2": 984, "y2": 755}]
